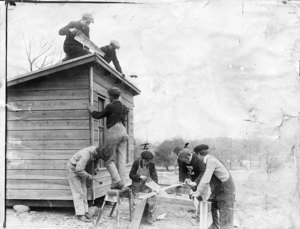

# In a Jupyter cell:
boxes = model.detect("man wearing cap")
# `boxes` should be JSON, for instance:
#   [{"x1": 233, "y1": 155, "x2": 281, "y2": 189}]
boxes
[
  {"x1": 100, "y1": 41, "x2": 123, "y2": 73},
  {"x1": 59, "y1": 13, "x2": 94, "y2": 60},
  {"x1": 88, "y1": 86, "x2": 128, "y2": 190},
  {"x1": 66, "y1": 146, "x2": 101, "y2": 222},
  {"x1": 193, "y1": 144, "x2": 236, "y2": 229},
  {"x1": 129, "y1": 150, "x2": 158, "y2": 224}
]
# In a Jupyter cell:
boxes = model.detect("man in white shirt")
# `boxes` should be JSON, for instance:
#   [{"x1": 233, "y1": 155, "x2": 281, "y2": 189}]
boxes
[{"x1": 193, "y1": 144, "x2": 235, "y2": 229}]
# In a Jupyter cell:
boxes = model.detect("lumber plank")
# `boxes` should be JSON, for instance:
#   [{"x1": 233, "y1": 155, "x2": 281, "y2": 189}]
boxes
[
  {"x1": 6, "y1": 139, "x2": 90, "y2": 150},
  {"x1": 6, "y1": 99, "x2": 89, "y2": 111},
  {"x1": 129, "y1": 199, "x2": 147, "y2": 229},
  {"x1": 6, "y1": 170, "x2": 68, "y2": 180},
  {"x1": 7, "y1": 149, "x2": 78, "y2": 160},
  {"x1": 7, "y1": 129, "x2": 90, "y2": 140},
  {"x1": 7, "y1": 89, "x2": 89, "y2": 101},
  {"x1": 7, "y1": 120, "x2": 90, "y2": 130},
  {"x1": 7, "y1": 109, "x2": 89, "y2": 121},
  {"x1": 7, "y1": 159, "x2": 69, "y2": 170},
  {"x1": 6, "y1": 189, "x2": 73, "y2": 200},
  {"x1": 7, "y1": 179, "x2": 70, "y2": 190}
]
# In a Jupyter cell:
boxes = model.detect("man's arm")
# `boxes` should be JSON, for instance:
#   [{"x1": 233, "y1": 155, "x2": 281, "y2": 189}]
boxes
[
  {"x1": 75, "y1": 154, "x2": 93, "y2": 180},
  {"x1": 196, "y1": 159, "x2": 216, "y2": 196},
  {"x1": 59, "y1": 22, "x2": 75, "y2": 36},
  {"x1": 178, "y1": 159, "x2": 188, "y2": 182},
  {"x1": 129, "y1": 160, "x2": 142, "y2": 182},
  {"x1": 90, "y1": 105, "x2": 111, "y2": 119},
  {"x1": 112, "y1": 52, "x2": 122, "y2": 73},
  {"x1": 194, "y1": 158, "x2": 206, "y2": 185},
  {"x1": 150, "y1": 163, "x2": 158, "y2": 184}
]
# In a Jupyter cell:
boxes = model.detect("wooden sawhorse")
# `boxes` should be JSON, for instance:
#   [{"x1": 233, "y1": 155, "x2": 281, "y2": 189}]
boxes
[{"x1": 94, "y1": 187, "x2": 132, "y2": 227}]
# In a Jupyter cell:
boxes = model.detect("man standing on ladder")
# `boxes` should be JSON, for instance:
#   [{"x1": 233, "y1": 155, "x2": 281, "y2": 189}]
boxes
[
  {"x1": 193, "y1": 144, "x2": 236, "y2": 229},
  {"x1": 88, "y1": 87, "x2": 128, "y2": 190},
  {"x1": 59, "y1": 13, "x2": 94, "y2": 61}
]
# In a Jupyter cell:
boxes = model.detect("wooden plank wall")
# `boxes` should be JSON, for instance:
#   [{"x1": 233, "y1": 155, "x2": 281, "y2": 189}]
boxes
[{"x1": 6, "y1": 67, "x2": 91, "y2": 200}]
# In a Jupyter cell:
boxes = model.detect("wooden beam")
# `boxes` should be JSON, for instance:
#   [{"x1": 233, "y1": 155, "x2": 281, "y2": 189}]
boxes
[
  {"x1": 128, "y1": 199, "x2": 147, "y2": 229},
  {"x1": 0, "y1": 2, "x2": 6, "y2": 228}
]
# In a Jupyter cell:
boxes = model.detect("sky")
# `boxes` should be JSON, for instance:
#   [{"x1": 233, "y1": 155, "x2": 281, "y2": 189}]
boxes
[{"x1": 5, "y1": 0, "x2": 300, "y2": 142}]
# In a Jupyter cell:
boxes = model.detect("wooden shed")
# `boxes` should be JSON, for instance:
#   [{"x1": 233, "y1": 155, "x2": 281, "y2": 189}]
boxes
[{"x1": 6, "y1": 53, "x2": 140, "y2": 207}]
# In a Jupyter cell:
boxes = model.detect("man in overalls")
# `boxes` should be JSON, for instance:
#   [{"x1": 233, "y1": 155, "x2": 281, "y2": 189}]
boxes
[
  {"x1": 129, "y1": 150, "x2": 158, "y2": 224},
  {"x1": 88, "y1": 87, "x2": 129, "y2": 190},
  {"x1": 193, "y1": 144, "x2": 236, "y2": 229},
  {"x1": 66, "y1": 146, "x2": 101, "y2": 222}
]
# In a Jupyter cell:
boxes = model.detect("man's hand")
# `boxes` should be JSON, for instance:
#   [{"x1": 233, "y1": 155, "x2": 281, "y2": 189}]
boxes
[
  {"x1": 69, "y1": 28, "x2": 78, "y2": 35},
  {"x1": 140, "y1": 175, "x2": 147, "y2": 181},
  {"x1": 87, "y1": 104, "x2": 94, "y2": 113},
  {"x1": 184, "y1": 179, "x2": 197, "y2": 187}
]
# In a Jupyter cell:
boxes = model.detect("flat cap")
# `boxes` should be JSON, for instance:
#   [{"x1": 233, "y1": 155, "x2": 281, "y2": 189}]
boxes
[
  {"x1": 82, "y1": 13, "x2": 94, "y2": 23},
  {"x1": 173, "y1": 146, "x2": 182, "y2": 155},
  {"x1": 194, "y1": 144, "x2": 209, "y2": 154},
  {"x1": 107, "y1": 87, "x2": 121, "y2": 96},
  {"x1": 110, "y1": 40, "x2": 120, "y2": 49},
  {"x1": 141, "y1": 150, "x2": 153, "y2": 160}
]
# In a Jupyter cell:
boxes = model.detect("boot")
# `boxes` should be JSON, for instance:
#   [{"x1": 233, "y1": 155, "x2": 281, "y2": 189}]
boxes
[
  {"x1": 77, "y1": 215, "x2": 91, "y2": 222},
  {"x1": 85, "y1": 212, "x2": 92, "y2": 219},
  {"x1": 111, "y1": 180, "x2": 124, "y2": 190}
]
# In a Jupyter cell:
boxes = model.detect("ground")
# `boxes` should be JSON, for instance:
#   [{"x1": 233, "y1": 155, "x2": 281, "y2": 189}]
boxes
[{"x1": 5, "y1": 165, "x2": 300, "y2": 229}]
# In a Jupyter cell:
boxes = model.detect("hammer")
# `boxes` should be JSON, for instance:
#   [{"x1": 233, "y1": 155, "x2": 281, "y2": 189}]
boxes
[{"x1": 92, "y1": 179, "x2": 103, "y2": 185}]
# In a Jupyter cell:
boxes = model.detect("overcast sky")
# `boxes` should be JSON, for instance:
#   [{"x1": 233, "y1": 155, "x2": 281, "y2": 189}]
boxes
[{"x1": 6, "y1": 0, "x2": 300, "y2": 142}]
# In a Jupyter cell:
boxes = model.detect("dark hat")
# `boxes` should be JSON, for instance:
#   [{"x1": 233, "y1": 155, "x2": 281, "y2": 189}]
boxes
[
  {"x1": 194, "y1": 144, "x2": 209, "y2": 154},
  {"x1": 107, "y1": 87, "x2": 121, "y2": 96},
  {"x1": 173, "y1": 146, "x2": 182, "y2": 155},
  {"x1": 141, "y1": 150, "x2": 153, "y2": 160}
]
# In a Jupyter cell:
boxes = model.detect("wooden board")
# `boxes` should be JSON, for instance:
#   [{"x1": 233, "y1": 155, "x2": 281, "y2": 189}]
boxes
[
  {"x1": 6, "y1": 170, "x2": 68, "y2": 180},
  {"x1": 7, "y1": 159, "x2": 69, "y2": 170},
  {"x1": 7, "y1": 109, "x2": 89, "y2": 121},
  {"x1": 6, "y1": 189, "x2": 73, "y2": 200},
  {"x1": 7, "y1": 120, "x2": 90, "y2": 130},
  {"x1": 6, "y1": 99, "x2": 89, "y2": 111},
  {"x1": 7, "y1": 129, "x2": 90, "y2": 140},
  {"x1": 7, "y1": 179, "x2": 70, "y2": 190},
  {"x1": 7, "y1": 89, "x2": 89, "y2": 101},
  {"x1": 6, "y1": 139, "x2": 90, "y2": 150},
  {"x1": 7, "y1": 149, "x2": 77, "y2": 160}
]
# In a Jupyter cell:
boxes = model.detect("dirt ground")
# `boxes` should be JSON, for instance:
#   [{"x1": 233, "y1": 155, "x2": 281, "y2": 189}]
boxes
[{"x1": 5, "y1": 166, "x2": 300, "y2": 229}]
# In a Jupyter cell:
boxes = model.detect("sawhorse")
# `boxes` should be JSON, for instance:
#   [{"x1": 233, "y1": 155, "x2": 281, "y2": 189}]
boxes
[{"x1": 94, "y1": 187, "x2": 132, "y2": 227}]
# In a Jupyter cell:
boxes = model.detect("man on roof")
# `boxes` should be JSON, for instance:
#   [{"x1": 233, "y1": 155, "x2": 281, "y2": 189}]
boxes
[
  {"x1": 100, "y1": 40, "x2": 123, "y2": 74},
  {"x1": 59, "y1": 13, "x2": 94, "y2": 61}
]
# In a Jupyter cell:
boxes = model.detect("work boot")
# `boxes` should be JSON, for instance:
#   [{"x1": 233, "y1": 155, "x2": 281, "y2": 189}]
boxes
[
  {"x1": 85, "y1": 212, "x2": 92, "y2": 219},
  {"x1": 111, "y1": 180, "x2": 124, "y2": 190},
  {"x1": 77, "y1": 215, "x2": 91, "y2": 222},
  {"x1": 192, "y1": 215, "x2": 200, "y2": 226}
]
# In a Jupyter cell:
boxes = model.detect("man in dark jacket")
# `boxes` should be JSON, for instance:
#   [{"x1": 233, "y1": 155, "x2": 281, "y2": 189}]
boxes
[
  {"x1": 59, "y1": 13, "x2": 94, "y2": 60},
  {"x1": 100, "y1": 40, "x2": 123, "y2": 73},
  {"x1": 129, "y1": 150, "x2": 158, "y2": 224},
  {"x1": 88, "y1": 87, "x2": 128, "y2": 190}
]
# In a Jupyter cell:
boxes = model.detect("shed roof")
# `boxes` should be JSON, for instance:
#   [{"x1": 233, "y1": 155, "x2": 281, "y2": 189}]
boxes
[{"x1": 8, "y1": 53, "x2": 140, "y2": 96}]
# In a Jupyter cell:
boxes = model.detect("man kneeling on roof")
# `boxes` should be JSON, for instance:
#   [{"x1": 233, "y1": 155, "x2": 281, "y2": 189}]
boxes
[
  {"x1": 59, "y1": 13, "x2": 94, "y2": 61},
  {"x1": 66, "y1": 146, "x2": 102, "y2": 222},
  {"x1": 129, "y1": 150, "x2": 158, "y2": 224}
]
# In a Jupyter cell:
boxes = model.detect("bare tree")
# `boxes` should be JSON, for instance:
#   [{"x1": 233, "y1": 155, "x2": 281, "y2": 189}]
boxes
[{"x1": 23, "y1": 36, "x2": 57, "y2": 72}]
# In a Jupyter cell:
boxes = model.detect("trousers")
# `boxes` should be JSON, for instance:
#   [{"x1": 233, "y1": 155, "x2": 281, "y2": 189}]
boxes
[
  {"x1": 66, "y1": 161, "x2": 89, "y2": 215},
  {"x1": 105, "y1": 122, "x2": 128, "y2": 184}
]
